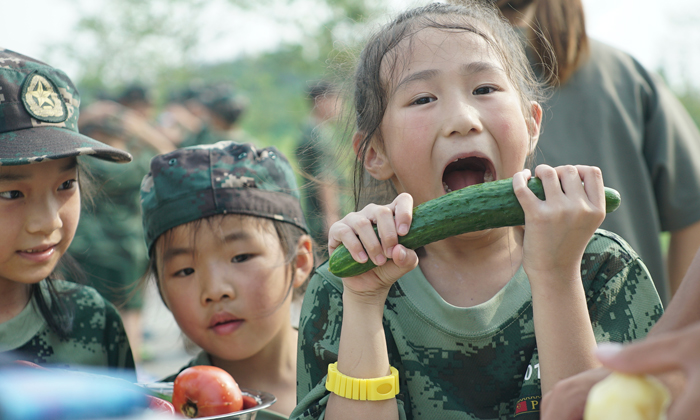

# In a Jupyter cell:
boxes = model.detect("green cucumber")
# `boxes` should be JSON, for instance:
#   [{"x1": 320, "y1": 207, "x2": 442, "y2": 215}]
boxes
[{"x1": 328, "y1": 177, "x2": 621, "y2": 277}]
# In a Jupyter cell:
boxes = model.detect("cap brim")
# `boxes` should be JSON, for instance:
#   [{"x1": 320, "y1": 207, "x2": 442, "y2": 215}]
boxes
[{"x1": 0, "y1": 126, "x2": 133, "y2": 166}]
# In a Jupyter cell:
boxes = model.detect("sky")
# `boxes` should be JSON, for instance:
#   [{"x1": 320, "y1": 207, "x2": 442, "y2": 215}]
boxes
[{"x1": 1, "y1": 0, "x2": 698, "y2": 89}]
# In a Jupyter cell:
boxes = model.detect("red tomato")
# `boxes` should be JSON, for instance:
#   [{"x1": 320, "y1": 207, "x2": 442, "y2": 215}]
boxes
[
  {"x1": 172, "y1": 366, "x2": 244, "y2": 418},
  {"x1": 241, "y1": 394, "x2": 258, "y2": 410}
]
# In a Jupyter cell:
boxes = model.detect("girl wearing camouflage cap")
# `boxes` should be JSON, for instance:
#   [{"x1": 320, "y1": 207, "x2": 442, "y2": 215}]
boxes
[
  {"x1": 140, "y1": 141, "x2": 314, "y2": 418},
  {"x1": 0, "y1": 48, "x2": 136, "y2": 377}
]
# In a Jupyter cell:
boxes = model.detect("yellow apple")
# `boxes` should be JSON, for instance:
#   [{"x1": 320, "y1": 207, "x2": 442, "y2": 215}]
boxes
[{"x1": 584, "y1": 372, "x2": 670, "y2": 420}]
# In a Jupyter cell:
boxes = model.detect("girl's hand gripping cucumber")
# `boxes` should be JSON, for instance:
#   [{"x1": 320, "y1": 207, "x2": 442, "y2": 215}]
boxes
[{"x1": 328, "y1": 177, "x2": 621, "y2": 278}]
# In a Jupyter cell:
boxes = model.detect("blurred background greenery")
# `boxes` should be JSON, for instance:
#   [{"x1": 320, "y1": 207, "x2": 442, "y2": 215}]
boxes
[
  {"x1": 4, "y1": 0, "x2": 699, "y2": 166},
  {"x1": 35, "y1": 0, "x2": 396, "y2": 160},
  {"x1": 29, "y1": 0, "x2": 700, "y2": 158}
]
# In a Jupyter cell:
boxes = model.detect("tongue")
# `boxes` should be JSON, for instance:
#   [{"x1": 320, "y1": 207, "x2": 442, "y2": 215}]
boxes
[{"x1": 444, "y1": 170, "x2": 483, "y2": 191}]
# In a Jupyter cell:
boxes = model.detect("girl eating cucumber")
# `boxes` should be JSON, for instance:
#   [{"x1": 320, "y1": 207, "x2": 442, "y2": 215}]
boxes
[{"x1": 291, "y1": 2, "x2": 664, "y2": 419}]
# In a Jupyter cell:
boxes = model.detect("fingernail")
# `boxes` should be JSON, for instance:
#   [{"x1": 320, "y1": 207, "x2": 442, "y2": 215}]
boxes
[
  {"x1": 358, "y1": 251, "x2": 368, "y2": 262},
  {"x1": 375, "y1": 254, "x2": 387, "y2": 265},
  {"x1": 398, "y1": 247, "x2": 406, "y2": 262},
  {"x1": 398, "y1": 224, "x2": 409, "y2": 235},
  {"x1": 596, "y1": 342, "x2": 623, "y2": 360}
]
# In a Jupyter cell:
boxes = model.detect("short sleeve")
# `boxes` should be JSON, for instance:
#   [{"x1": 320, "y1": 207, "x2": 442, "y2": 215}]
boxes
[
  {"x1": 292, "y1": 270, "x2": 407, "y2": 420},
  {"x1": 581, "y1": 232, "x2": 664, "y2": 342},
  {"x1": 641, "y1": 71, "x2": 700, "y2": 231}
]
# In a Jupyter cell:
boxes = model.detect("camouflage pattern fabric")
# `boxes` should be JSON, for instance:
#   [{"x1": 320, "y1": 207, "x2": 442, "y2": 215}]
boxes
[
  {"x1": 68, "y1": 101, "x2": 157, "y2": 309},
  {"x1": 0, "y1": 279, "x2": 136, "y2": 381},
  {"x1": 294, "y1": 122, "x2": 344, "y2": 258},
  {"x1": 179, "y1": 124, "x2": 258, "y2": 148},
  {"x1": 292, "y1": 230, "x2": 663, "y2": 420},
  {"x1": 140, "y1": 141, "x2": 308, "y2": 253},
  {"x1": 0, "y1": 48, "x2": 131, "y2": 165},
  {"x1": 69, "y1": 150, "x2": 154, "y2": 309}
]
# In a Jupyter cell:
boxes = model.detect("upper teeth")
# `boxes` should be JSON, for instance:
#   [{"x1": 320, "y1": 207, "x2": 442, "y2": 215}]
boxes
[{"x1": 25, "y1": 249, "x2": 44, "y2": 253}]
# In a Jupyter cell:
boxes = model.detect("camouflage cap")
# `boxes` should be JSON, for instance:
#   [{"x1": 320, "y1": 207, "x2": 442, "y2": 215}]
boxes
[
  {"x1": 140, "y1": 141, "x2": 308, "y2": 252},
  {"x1": 0, "y1": 48, "x2": 132, "y2": 166}
]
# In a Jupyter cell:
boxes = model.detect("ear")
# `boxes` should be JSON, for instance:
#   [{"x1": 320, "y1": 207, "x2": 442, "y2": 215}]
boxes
[
  {"x1": 353, "y1": 132, "x2": 394, "y2": 181},
  {"x1": 292, "y1": 234, "x2": 315, "y2": 288},
  {"x1": 527, "y1": 101, "x2": 543, "y2": 154}
]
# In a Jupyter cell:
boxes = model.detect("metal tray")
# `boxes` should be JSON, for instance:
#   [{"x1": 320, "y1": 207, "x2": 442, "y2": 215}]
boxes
[{"x1": 139, "y1": 382, "x2": 276, "y2": 420}]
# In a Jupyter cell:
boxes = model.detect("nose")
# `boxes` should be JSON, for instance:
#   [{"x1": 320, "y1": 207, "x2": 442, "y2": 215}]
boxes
[
  {"x1": 25, "y1": 194, "x2": 63, "y2": 235},
  {"x1": 440, "y1": 95, "x2": 482, "y2": 138},
  {"x1": 200, "y1": 264, "x2": 237, "y2": 305}
]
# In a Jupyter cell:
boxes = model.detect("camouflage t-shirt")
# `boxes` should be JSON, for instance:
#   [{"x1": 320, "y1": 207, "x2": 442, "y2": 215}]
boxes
[
  {"x1": 292, "y1": 230, "x2": 663, "y2": 420},
  {"x1": 0, "y1": 280, "x2": 136, "y2": 380}
]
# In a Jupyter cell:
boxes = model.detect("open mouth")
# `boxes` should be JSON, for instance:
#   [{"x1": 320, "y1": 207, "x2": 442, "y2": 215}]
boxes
[{"x1": 442, "y1": 157, "x2": 495, "y2": 193}]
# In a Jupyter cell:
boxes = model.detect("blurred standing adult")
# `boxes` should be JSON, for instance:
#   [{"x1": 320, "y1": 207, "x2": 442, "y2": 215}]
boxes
[
  {"x1": 464, "y1": 0, "x2": 700, "y2": 304},
  {"x1": 68, "y1": 95, "x2": 175, "y2": 364},
  {"x1": 294, "y1": 81, "x2": 344, "y2": 259}
]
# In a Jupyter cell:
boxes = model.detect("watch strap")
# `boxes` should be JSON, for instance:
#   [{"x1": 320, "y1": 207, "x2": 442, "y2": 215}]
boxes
[{"x1": 325, "y1": 362, "x2": 400, "y2": 401}]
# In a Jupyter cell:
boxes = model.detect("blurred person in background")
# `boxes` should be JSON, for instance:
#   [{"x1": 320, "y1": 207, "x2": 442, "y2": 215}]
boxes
[
  {"x1": 175, "y1": 82, "x2": 258, "y2": 148},
  {"x1": 294, "y1": 80, "x2": 344, "y2": 260},
  {"x1": 117, "y1": 83, "x2": 156, "y2": 121},
  {"x1": 456, "y1": 0, "x2": 700, "y2": 305},
  {"x1": 69, "y1": 89, "x2": 175, "y2": 365}
]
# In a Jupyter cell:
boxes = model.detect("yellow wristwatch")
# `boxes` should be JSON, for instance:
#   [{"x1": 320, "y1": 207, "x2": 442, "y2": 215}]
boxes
[{"x1": 325, "y1": 362, "x2": 400, "y2": 401}]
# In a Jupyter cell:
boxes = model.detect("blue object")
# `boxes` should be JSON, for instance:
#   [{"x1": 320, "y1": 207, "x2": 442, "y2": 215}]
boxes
[{"x1": 0, "y1": 367, "x2": 149, "y2": 420}]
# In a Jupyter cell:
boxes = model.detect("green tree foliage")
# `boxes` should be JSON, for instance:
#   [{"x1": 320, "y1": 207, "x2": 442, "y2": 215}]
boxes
[
  {"x1": 53, "y1": 0, "x2": 390, "y2": 154},
  {"x1": 658, "y1": 68, "x2": 700, "y2": 129},
  {"x1": 676, "y1": 86, "x2": 700, "y2": 129},
  {"x1": 54, "y1": 0, "x2": 208, "y2": 103}
]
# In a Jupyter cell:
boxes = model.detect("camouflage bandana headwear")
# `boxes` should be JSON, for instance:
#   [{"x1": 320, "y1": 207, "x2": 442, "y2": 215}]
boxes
[
  {"x1": 0, "y1": 48, "x2": 132, "y2": 166},
  {"x1": 140, "y1": 141, "x2": 309, "y2": 253}
]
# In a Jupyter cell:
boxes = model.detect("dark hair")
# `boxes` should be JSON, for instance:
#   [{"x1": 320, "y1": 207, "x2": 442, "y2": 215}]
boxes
[
  {"x1": 29, "y1": 160, "x2": 96, "y2": 339},
  {"x1": 117, "y1": 84, "x2": 152, "y2": 106},
  {"x1": 142, "y1": 214, "x2": 312, "y2": 309},
  {"x1": 348, "y1": 2, "x2": 547, "y2": 209},
  {"x1": 197, "y1": 83, "x2": 248, "y2": 124},
  {"x1": 307, "y1": 80, "x2": 336, "y2": 101}
]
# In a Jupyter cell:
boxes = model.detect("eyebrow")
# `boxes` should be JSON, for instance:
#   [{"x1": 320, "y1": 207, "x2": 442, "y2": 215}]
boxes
[
  {"x1": 394, "y1": 61, "x2": 503, "y2": 93},
  {"x1": 222, "y1": 231, "x2": 252, "y2": 243},
  {"x1": 161, "y1": 230, "x2": 253, "y2": 263},
  {"x1": 161, "y1": 247, "x2": 193, "y2": 263},
  {"x1": 460, "y1": 61, "x2": 503, "y2": 76},
  {"x1": 61, "y1": 159, "x2": 79, "y2": 173},
  {"x1": 394, "y1": 69, "x2": 440, "y2": 93},
  {"x1": 0, "y1": 159, "x2": 79, "y2": 183}
]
